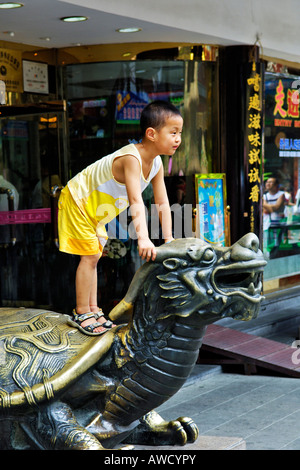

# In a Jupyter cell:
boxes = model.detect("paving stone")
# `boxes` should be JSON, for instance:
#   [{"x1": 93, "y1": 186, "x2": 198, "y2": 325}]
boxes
[
  {"x1": 133, "y1": 435, "x2": 246, "y2": 451},
  {"x1": 156, "y1": 372, "x2": 300, "y2": 450}
]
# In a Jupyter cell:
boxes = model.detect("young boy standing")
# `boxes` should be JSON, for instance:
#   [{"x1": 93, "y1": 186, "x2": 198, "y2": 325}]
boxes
[{"x1": 58, "y1": 100, "x2": 183, "y2": 335}]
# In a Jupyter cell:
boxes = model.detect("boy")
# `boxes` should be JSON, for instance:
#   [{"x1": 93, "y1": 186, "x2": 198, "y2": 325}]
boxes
[{"x1": 58, "y1": 100, "x2": 183, "y2": 335}]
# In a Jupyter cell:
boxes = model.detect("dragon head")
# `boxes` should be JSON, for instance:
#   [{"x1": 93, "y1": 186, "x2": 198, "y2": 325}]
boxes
[
  {"x1": 153, "y1": 233, "x2": 267, "y2": 322},
  {"x1": 109, "y1": 233, "x2": 267, "y2": 325}
]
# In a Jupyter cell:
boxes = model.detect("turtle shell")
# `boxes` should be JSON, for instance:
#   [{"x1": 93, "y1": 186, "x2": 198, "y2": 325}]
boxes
[{"x1": 0, "y1": 308, "x2": 115, "y2": 412}]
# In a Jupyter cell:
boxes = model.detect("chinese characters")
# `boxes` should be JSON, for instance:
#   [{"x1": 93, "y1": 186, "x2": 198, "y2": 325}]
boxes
[
  {"x1": 273, "y1": 79, "x2": 300, "y2": 120},
  {"x1": 247, "y1": 63, "x2": 262, "y2": 233}
]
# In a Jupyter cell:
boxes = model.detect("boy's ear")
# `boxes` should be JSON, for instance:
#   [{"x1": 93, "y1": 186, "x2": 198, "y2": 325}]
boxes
[{"x1": 145, "y1": 127, "x2": 156, "y2": 142}]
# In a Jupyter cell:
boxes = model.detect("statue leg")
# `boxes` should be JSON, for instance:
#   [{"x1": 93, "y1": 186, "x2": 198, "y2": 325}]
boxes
[
  {"x1": 124, "y1": 410, "x2": 199, "y2": 446},
  {"x1": 27, "y1": 401, "x2": 106, "y2": 450},
  {"x1": 85, "y1": 412, "x2": 137, "y2": 449}
]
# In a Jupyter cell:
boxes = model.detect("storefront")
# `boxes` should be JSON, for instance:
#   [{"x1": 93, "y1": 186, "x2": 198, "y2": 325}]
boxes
[
  {"x1": 1, "y1": 39, "x2": 300, "y2": 313},
  {"x1": 263, "y1": 67, "x2": 300, "y2": 293},
  {"x1": 0, "y1": 44, "x2": 220, "y2": 314},
  {"x1": 65, "y1": 52, "x2": 218, "y2": 176}
]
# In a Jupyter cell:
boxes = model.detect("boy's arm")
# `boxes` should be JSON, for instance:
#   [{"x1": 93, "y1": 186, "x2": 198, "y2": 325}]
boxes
[
  {"x1": 123, "y1": 155, "x2": 156, "y2": 261},
  {"x1": 151, "y1": 165, "x2": 173, "y2": 243}
]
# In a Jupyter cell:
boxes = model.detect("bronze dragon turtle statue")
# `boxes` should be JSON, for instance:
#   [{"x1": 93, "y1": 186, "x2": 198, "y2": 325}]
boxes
[{"x1": 0, "y1": 233, "x2": 266, "y2": 450}]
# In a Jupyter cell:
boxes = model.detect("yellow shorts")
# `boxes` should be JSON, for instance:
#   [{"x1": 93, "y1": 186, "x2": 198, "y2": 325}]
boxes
[{"x1": 58, "y1": 186, "x2": 107, "y2": 256}]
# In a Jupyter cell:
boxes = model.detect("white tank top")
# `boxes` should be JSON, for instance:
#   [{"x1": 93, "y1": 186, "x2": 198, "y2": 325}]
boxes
[
  {"x1": 67, "y1": 143, "x2": 162, "y2": 235},
  {"x1": 264, "y1": 190, "x2": 285, "y2": 222}
]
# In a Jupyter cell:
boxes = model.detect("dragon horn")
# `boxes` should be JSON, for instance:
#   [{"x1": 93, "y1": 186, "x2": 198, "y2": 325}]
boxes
[{"x1": 108, "y1": 261, "x2": 157, "y2": 322}]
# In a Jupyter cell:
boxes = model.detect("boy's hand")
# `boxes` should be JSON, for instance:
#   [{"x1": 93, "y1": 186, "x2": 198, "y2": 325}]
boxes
[{"x1": 138, "y1": 239, "x2": 157, "y2": 262}]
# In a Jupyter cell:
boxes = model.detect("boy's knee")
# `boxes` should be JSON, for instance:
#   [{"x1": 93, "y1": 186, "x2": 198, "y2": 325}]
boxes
[{"x1": 80, "y1": 253, "x2": 100, "y2": 267}]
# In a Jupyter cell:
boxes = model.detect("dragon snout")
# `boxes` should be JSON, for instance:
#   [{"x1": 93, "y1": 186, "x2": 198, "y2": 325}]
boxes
[{"x1": 230, "y1": 233, "x2": 263, "y2": 261}]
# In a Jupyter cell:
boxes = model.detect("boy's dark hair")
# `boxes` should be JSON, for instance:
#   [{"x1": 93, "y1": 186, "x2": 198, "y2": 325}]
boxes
[{"x1": 140, "y1": 100, "x2": 181, "y2": 136}]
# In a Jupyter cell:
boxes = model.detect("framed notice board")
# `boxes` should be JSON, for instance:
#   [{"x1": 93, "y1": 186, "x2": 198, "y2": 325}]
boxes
[
  {"x1": 195, "y1": 173, "x2": 229, "y2": 246},
  {"x1": 23, "y1": 60, "x2": 49, "y2": 94}
]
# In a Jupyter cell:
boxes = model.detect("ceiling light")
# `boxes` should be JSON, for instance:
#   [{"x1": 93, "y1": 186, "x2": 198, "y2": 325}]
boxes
[
  {"x1": 60, "y1": 16, "x2": 88, "y2": 22},
  {"x1": 0, "y1": 2, "x2": 23, "y2": 8},
  {"x1": 117, "y1": 27, "x2": 141, "y2": 33}
]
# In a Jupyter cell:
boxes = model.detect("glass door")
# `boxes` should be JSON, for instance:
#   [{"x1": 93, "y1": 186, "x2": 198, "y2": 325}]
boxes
[{"x1": 0, "y1": 111, "x2": 75, "y2": 312}]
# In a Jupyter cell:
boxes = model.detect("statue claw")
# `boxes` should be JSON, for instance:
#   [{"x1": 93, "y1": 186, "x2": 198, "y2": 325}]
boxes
[
  {"x1": 175, "y1": 417, "x2": 199, "y2": 443},
  {"x1": 124, "y1": 411, "x2": 199, "y2": 447}
]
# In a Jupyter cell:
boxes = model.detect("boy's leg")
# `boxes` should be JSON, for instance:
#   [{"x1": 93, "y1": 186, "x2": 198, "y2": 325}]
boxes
[
  {"x1": 89, "y1": 267, "x2": 99, "y2": 312},
  {"x1": 88, "y1": 267, "x2": 113, "y2": 325},
  {"x1": 75, "y1": 254, "x2": 109, "y2": 334}
]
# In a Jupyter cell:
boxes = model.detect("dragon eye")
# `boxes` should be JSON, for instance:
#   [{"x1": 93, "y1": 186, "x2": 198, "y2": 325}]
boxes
[
  {"x1": 163, "y1": 258, "x2": 181, "y2": 270},
  {"x1": 203, "y1": 248, "x2": 215, "y2": 263}
]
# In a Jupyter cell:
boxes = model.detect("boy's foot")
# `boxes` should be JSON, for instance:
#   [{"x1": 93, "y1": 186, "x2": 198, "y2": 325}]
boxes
[
  {"x1": 68, "y1": 309, "x2": 115, "y2": 336},
  {"x1": 89, "y1": 307, "x2": 116, "y2": 331}
]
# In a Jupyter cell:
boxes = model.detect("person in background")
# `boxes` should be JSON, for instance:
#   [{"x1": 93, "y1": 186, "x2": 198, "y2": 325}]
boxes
[{"x1": 263, "y1": 177, "x2": 285, "y2": 226}]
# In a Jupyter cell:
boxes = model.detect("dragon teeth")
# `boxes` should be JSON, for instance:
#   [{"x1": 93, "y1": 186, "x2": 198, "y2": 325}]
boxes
[{"x1": 248, "y1": 282, "x2": 256, "y2": 294}]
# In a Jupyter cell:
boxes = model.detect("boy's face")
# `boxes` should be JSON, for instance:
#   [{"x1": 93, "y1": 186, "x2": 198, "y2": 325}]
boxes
[{"x1": 152, "y1": 114, "x2": 183, "y2": 156}]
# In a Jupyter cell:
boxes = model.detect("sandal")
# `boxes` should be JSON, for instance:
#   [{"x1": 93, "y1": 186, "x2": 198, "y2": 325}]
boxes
[{"x1": 68, "y1": 309, "x2": 114, "y2": 336}]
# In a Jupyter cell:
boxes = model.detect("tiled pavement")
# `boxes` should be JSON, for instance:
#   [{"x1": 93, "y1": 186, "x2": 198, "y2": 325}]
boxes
[
  {"x1": 155, "y1": 307, "x2": 300, "y2": 451},
  {"x1": 157, "y1": 368, "x2": 300, "y2": 450}
]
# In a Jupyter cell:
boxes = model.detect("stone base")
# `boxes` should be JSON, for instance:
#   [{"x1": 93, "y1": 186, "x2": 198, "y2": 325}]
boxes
[{"x1": 132, "y1": 436, "x2": 246, "y2": 450}]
